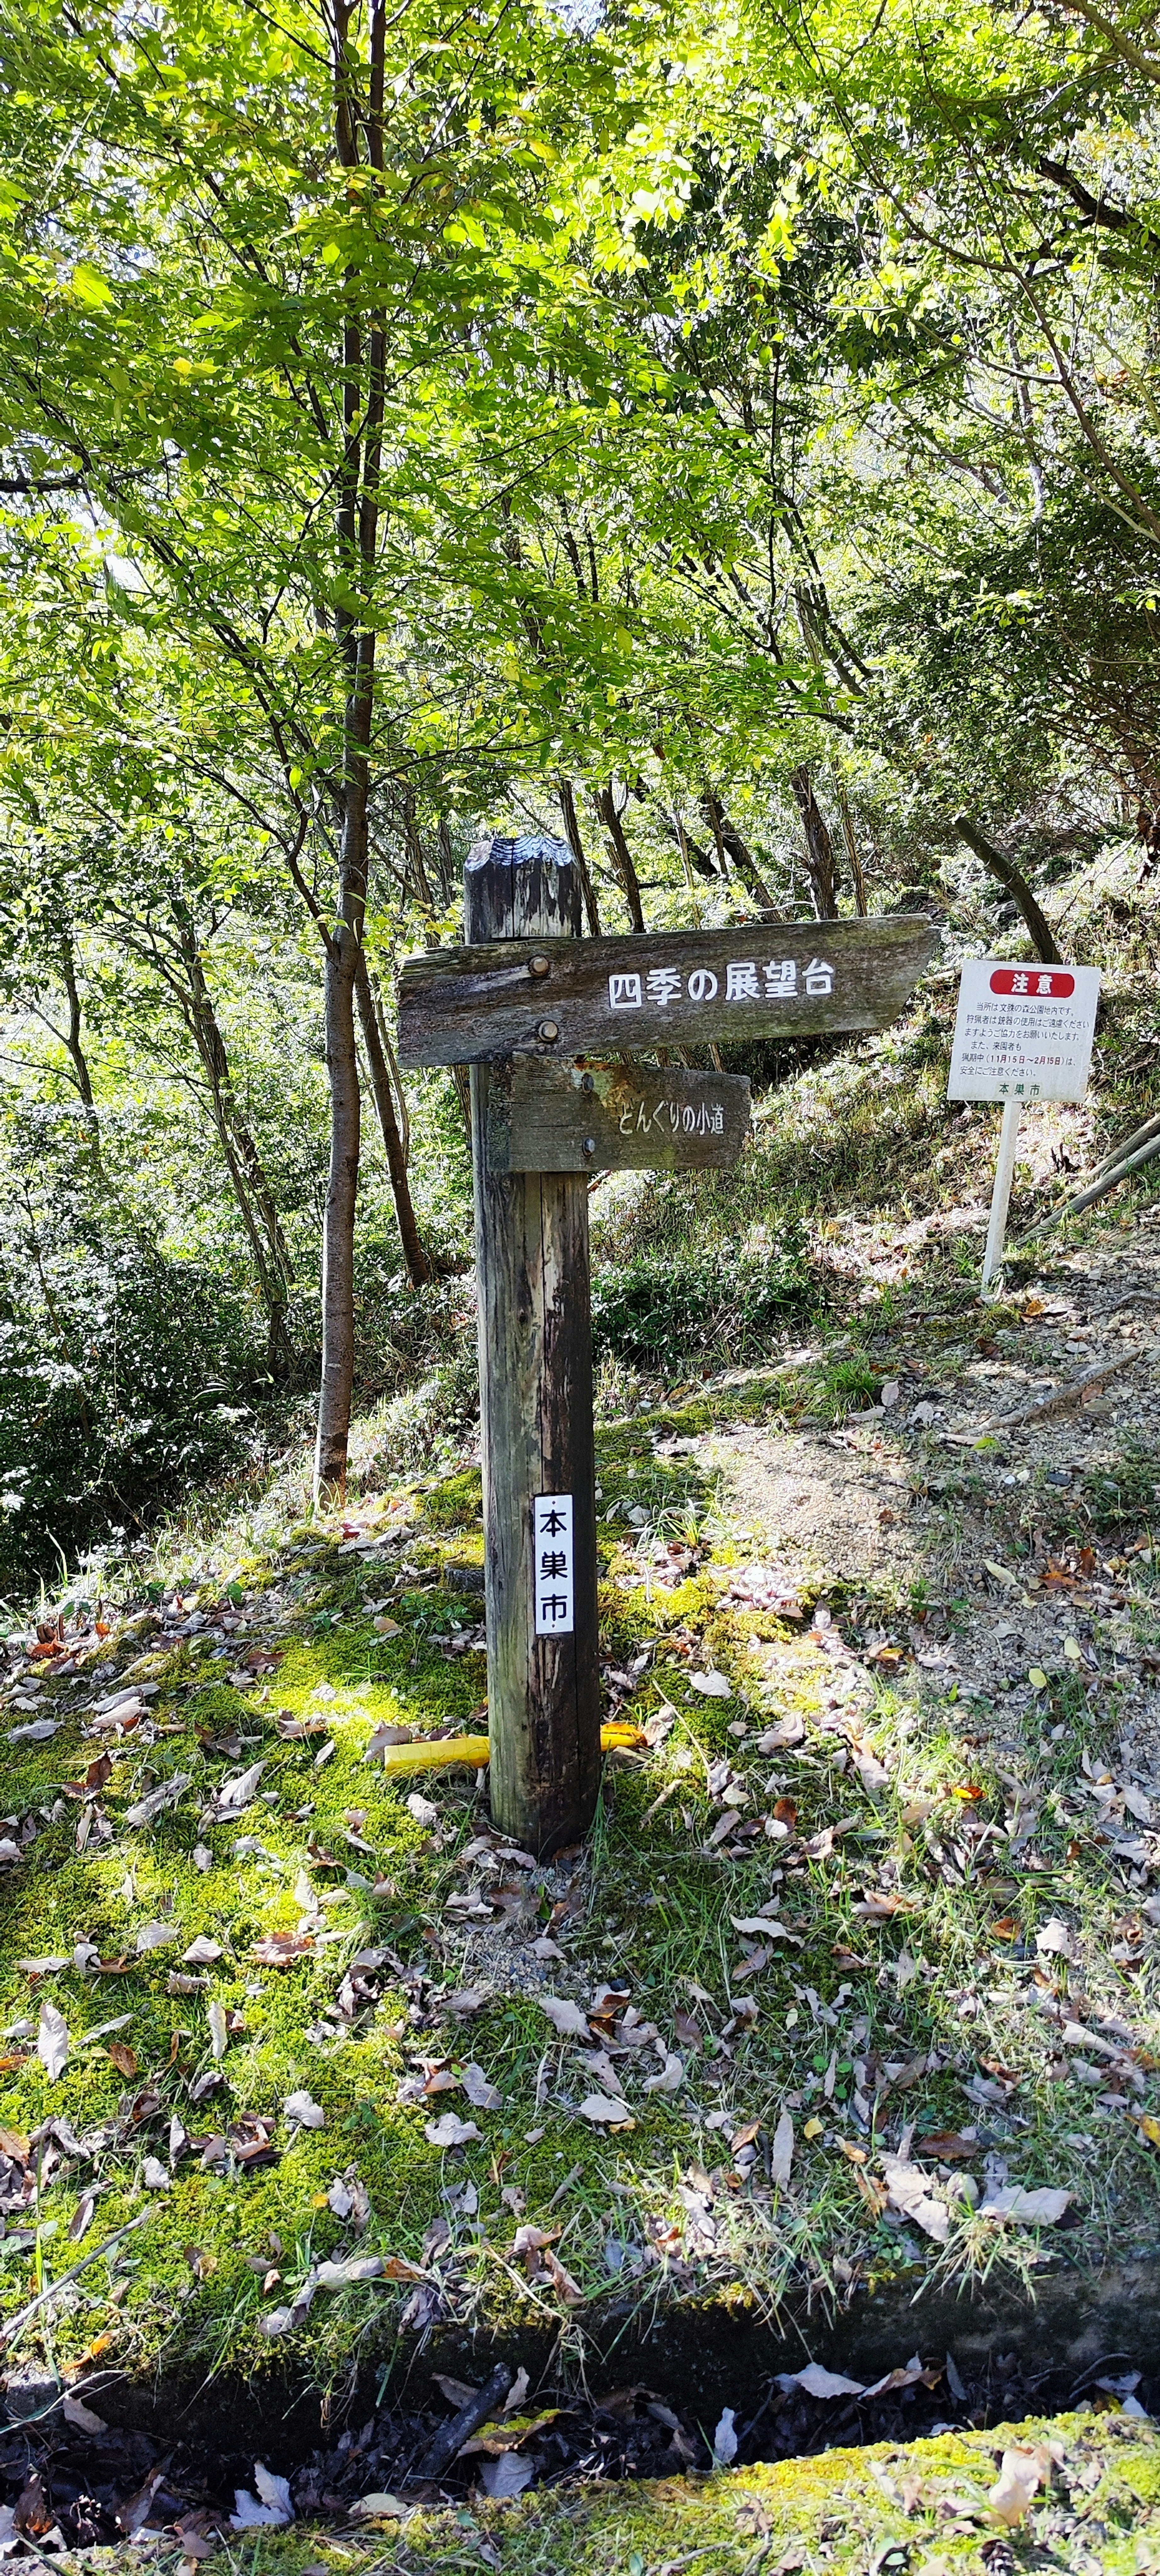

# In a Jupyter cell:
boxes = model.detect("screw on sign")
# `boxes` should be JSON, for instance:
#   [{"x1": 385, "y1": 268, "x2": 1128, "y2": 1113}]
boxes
[
  {"x1": 399, "y1": 833, "x2": 938, "y2": 1855},
  {"x1": 947, "y1": 957, "x2": 1101, "y2": 1291}
]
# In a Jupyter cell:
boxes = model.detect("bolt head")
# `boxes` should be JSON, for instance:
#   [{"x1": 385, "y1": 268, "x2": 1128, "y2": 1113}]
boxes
[
  {"x1": 529, "y1": 954, "x2": 551, "y2": 978},
  {"x1": 583, "y1": 1135, "x2": 597, "y2": 1156},
  {"x1": 537, "y1": 1019, "x2": 559, "y2": 1043}
]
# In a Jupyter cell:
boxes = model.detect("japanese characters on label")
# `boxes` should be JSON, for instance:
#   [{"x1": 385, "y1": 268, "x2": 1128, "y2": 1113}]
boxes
[
  {"x1": 533, "y1": 1493, "x2": 574, "y2": 1637},
  {"x1": 617, "y1": 1095, "x2": 726, "y2": 1138},
  {"x1": 947, "y1": 959, "x2": 1101, "y2": 1104},
  {"x1": 606, "y1": 957, "x2": 834, "y2": 1012}
]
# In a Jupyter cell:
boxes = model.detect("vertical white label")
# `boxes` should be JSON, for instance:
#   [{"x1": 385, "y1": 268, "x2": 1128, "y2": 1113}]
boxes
[{"x1": 533, "y1": 1493, "x2": 574, "y2": 1635}]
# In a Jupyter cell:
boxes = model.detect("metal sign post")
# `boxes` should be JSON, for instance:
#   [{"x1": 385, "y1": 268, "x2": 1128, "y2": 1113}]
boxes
[
  {"x1": 400, "y1": 834, "x2": 937, "y2": 1855},
  {"x1": 947, "y1": 959, "x2": 1101, "y2": 1296}
]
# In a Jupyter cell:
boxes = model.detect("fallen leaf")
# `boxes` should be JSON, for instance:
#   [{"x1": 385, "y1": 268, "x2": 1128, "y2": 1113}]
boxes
[
  {"x1": 780, "y1": 2363, "x2": 865, "y2": 2400},
  {"x1": 107, "y1": 2041, "x2": 138, "y2": 2077},
  {"x1": 406, "y1": 1792, "x2": 439, "y2": 1828},
  {"x1": 1028, "y1": 1668, "x2": 1049, "y2": 1691},
  {"x1": 712, "y1": 2407, "x2": 738, "y2": 2464},
  {"x1": 425, "y1": 2112, "x2": 483, "y2": 2147},
  {"x1": 478, "y1": 2455, "x2": 534, "y2": 2500},
  {"x1": 37, "y1": 2001, "x2": 69, "y2": 2081},
  {"x1": 284, "y1": 2089, "x2": 326, "y2": 2129},
  {"x1": 880, "y1": 2155, "x2": 950, "y2": 2244},
  {"x1": 208, "y1": 1999, "x2": 228, "y2": 2062},
  {"x1": 769, "y1": 2108, "x2": 794, "y2": 2186},
  {"x1": 252, "y1": 1931, "x2": 314, "y2": 1965},
  {"x1": 643, "y1": 2051, "x2": 684, "y2": 2095},
  {"x1": 230, "y1": 2466, "x2": 293, "y2": 2532},
  {"x1": 7, "y1": 1718, "x2": 59, "y2": 1743},
  {"x1": 125, "y1": 1772, "x2": 191, "y2": 1828},
  {"x1": 539, "y1": 1994, "x2": 590, "y2": 2039},
  {"x1": 443, "y1": 1987, "x2": 490, "y2": 2016},
  {"x1": 142, "y1": 2157, "x2": 171, "y2": 2190},
  {"x1": 803, "y1": 2116, "x2": 823, "y2": 2140},
  {"x1": 688, "y1": 1669, "x2": 733, "y2": 1697},
  {"x1": 980, "y1": 2186, "x2": 1070, "y2": 2224},
  {"x1": 182, "y1": 1936, "x2": 223, "y2": 1967},
  {"x1": 136, "y1": 1921, "x2": 178, "y2": 1953},
  {"x1": 988, "y1": 2446, "x2": 1043, "y2": 2527},
  {"x1": 730, "y1": 1914, "x2": 803, "y2": 1943},
  {"x1": 460, "y1": 2062, "x2": 503, "y2": 2111},
  {"x1": 1035, "y1": 1918, "x2": 1076, "y2": 1961},
  {"x1": 62, "y1": 2395, "x2": 106, "y2": 2435},
  {"x1": 577, "y1": 2093, "x2": 635, "y2": 2128},
  {"x1": 315, "y1": 2255, "x2": 385, "y2": 2289}
]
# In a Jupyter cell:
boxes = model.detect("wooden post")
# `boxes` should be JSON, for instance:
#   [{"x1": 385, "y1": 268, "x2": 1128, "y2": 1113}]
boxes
[
  {"x1": 467, "y1": 834, "x2": 601, "y2": 1857},
  {"x1": 982, "y1": 1097, "x2": 1022, "y2": 1294}
]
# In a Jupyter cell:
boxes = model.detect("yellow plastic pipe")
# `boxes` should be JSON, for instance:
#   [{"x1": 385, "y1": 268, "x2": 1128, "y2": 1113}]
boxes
[{"x1": 380, "y1": 1721, "x2": 645, "y2": 1778}]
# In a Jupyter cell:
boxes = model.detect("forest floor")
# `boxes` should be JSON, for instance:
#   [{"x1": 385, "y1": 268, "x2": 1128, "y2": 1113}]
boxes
[{"x1": 4, "y1": 959, "x2": 1160, "y2": 2564}]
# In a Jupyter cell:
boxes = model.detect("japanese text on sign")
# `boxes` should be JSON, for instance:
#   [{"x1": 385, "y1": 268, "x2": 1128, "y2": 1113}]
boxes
[
  {"x1": 619, "y1": 1096, "x2": 725, "y2": 1139},
  {"x1": 533, "y1": 1494, "x2": 574, "y2": 1636},
  {"x1": 607, "y1": 956, "x2": 834, "y2": 1012},
  {"x1": 947, "y1": 959, "x2": 1101, "y2": 1104}
]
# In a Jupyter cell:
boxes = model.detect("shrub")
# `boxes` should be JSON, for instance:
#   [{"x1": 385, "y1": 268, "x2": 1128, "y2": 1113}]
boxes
[
  {"x1": 0, "y1": 1191, "x2": 266, "y2": 1600},
  {"x1": 591, "y1": 1227, "x2": 818, "y2": 1373}
]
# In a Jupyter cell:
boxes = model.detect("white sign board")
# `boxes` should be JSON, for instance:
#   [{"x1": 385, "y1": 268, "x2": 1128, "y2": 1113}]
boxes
[
  {"x1": 533, "y1": 1493, "x2": 574, "y2": 1636},
  {"x1": 948, "y1": 961, "x2": 1100, "y2": 1104}
]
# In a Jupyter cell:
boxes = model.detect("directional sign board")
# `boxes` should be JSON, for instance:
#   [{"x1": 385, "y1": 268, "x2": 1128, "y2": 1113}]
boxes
[
  {"x1": 949, "y1": 961, "x2": 1101, "y2": 1103},
  {"x1": 486, "y1": 1060, "x2": 751, "y2": 1174},
  {"x1": 398, "y1": 915, "x2": 939, "y2": 1068}
]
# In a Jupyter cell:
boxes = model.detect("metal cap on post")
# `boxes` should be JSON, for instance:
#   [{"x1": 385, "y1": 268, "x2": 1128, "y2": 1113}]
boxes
[{"x1": 467, "y1": 834, "x2": 601, "y2": 1857}]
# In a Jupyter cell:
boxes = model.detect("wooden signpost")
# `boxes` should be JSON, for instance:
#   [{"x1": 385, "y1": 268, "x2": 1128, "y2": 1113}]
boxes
[
  {"x1": 486, "y1": 1059, "x2": 751, "y2": 1175},
  {"x1": 399, "y1": 835, "x2": 937, "y2": 1855}
]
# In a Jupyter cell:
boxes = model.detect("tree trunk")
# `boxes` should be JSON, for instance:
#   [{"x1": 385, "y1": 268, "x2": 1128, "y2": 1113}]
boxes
[
  {"x1": 835, "y1": 779, "x2": 868, "y2": 917},
  {"x1": 172, "y1": 911, "x2": 296, "y2": 1381},
  {"x1": 57, "y1": 932, "x2": 106, "y2": 1181},
  {"x1": 953, "y1": 816, "x2": 1062, "y2": 963},
  {"x1": 700, "y1": 790, "x2": 779, "y2": 911},
  {"x1": 592, "y1": 784, "x2": 646, "y2": 932},
  {"x1": 316, "y1": 917, "x2": 361, "y2": 1498},
  {"x1": 354, "y1": 947, "x2": 434, "y2": 1285},
  {"x1": 790, "y1": 766, "x2": 839, "y2": 918},
  {"x1": 557, "y1": 776, "x2": 601, "y2": 934}
]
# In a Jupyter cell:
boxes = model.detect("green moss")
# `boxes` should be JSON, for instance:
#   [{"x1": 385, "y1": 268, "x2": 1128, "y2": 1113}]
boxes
[{"x1": 220, "y1": 2415, "x2": 1160, "y2": 2576}]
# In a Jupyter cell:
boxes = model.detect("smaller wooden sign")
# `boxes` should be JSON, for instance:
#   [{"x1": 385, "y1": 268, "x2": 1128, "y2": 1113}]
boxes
[{"x1": 487, "y1": 1060, "x2": 751, "y2": 1174}]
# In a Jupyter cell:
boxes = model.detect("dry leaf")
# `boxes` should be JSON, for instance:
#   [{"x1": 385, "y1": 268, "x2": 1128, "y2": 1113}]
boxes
[
  {"x1": 881, "y1": 2155, "x2": 950, "y2": 2244},
  {"x1": 252, "y1": 1931, "x2": 314, "y2": 1965},
  {"x1": 577, "y1": 2093, "x2": 635, "y2": 2128},
  {"x1": 208, "y1": 1998, "x2": 228, "y2": 2062},
  {"x1": 644, "y1": 2051, "x2": 684, "y2": 2095},
  {"x1": 769, "y1": 2108, "x2": 794, "y2": 2186},
  {"x1": 988, "y1": 2446, "x2": 1043, "y2": 2527},
  {"x1": 107, "y1": 2041, "x2": 138, "y2": 2077},
  {"x1": 142, "y1": 2157, "x2": 171, "y2": 2190},
  {"x1": 425, "y1": 2112, "x2": 484, "y2": 2147},
  {"x1": 539, "y1": 1995, "x2": 590, "y2": 2039},
  {"x1": 461, "y1": 2063, "x2": 504, "y2": 2111},
  {"x1": 284, "y1": 2089, "x2": 326, "y2": 2129},
  {"x1": 979, "y1": 2186, "x2": 1070, "y2": 2224},
  {"x1": 688, "y1": 1669, "x2": 733, "y2": 1697},
  {"x1": 182, "y1": 1936, "x2": 222, "y2": 1967},
  {"x1": 778, "y1": 2362, "x2": 865, "y2": 2400},
  {"x1": 37, "y1": 2001, "x2": 69, "y2": 2082}
]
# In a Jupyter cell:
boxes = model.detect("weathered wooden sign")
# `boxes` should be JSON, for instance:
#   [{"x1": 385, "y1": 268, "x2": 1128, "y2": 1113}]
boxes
[
  {"x1": 397, "y1": 913, "x2": 939, "y2": 1068},
  {"x1": 399, "y1": 833, "x2": 938, "y2": 1856},
  {"x1": 485, "y1": 1060, "x2": 751, "y2": 1174}
]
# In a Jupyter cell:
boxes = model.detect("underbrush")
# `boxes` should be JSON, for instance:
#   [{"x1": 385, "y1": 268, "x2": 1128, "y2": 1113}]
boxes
[{"x1": 591, "y1": 1226, "x2": 819, "y2": 1373}]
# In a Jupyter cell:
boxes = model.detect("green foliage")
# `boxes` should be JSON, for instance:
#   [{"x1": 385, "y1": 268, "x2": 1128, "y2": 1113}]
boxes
[
  {"x1": 0, "y1": 1110, "x2": 267, "y2": 1596},
  {"x1": 591, "y1": 1225, "x2": 817, "y2": 1372}
]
